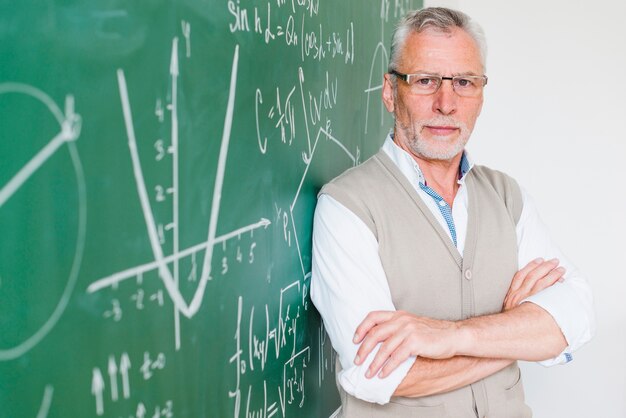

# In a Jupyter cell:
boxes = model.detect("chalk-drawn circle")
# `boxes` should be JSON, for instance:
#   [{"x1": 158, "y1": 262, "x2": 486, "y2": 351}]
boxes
[{"x1": 0, "y1": 83, "x2": 86, "y2": 360}]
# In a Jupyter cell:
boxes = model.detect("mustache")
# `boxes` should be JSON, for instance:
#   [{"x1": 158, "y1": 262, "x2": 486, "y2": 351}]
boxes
[{"x1": 417, "y1": 117, "x2": 466, "y2": 130}]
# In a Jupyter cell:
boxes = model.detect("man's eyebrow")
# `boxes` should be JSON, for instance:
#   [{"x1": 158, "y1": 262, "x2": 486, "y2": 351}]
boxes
[
  {"x1": 404, "y1": 70, "x2": 484, "y2": 76},
  {"x1": 454, "y1": 71, "x2": 483, "y2": 76}
]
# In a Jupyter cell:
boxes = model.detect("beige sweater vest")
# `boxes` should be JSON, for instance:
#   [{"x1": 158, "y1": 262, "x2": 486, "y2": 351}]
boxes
[{"x1": 320, "y1": 150, "x2": 532, "y2": 418}]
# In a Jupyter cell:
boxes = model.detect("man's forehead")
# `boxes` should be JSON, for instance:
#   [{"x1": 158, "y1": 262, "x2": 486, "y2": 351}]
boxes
[
  {"x1": 398, "y1": 27, "x2": 483, "y2": 73},
  {"x1": 416, "y1": 26, "x2": 458, "y2": 39},
  {"x1": 403, "y1": 27, "x2": 478, "y2": 54}
]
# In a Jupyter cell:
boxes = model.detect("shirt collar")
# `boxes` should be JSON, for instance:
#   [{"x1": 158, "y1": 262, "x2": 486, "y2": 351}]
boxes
[{"x1": 381, "y1": 133, "x2": 474, "y2": 186}]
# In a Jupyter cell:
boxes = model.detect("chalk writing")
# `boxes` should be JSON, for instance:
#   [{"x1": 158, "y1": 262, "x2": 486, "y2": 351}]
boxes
[{"x1": 1, "y1": 1, "x2": 414, "y2": 416}]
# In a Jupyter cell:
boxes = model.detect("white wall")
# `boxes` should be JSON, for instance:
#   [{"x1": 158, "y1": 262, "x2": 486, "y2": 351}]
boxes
[{"x1": 422, "y1": 1, "x2": 626, "y2": 416}]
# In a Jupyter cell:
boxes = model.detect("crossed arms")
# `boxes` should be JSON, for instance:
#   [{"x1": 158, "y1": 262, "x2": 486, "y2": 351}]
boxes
[
  {"x1": 358, "y1": 293, "x2": 566, "y2": 397},
  {"x1": 311, "y1": 194, "x2": 595, "y2": 403}
]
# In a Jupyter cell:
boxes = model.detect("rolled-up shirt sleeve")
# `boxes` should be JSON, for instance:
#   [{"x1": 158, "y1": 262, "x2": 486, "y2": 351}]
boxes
[
  {"x1": 311, "y1": 194, "x2": 414, "y2": 404},
  {"x1": 517, "y1": 188, "x2": 596, "y2": 366}
]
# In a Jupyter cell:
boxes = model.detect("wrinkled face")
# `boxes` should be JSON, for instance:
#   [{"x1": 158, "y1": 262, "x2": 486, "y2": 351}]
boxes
[{"x1": 382, "y1": 27, "x2": 484, "y2": 161}]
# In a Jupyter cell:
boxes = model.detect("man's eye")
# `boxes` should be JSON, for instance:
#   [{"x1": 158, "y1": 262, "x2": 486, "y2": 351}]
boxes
[
  {"x1": 455, "y1": 78, "x2": 475, "y2": 88},
  {"x1": 414, "y1": 77, "x2": 437, "y2": 87}
]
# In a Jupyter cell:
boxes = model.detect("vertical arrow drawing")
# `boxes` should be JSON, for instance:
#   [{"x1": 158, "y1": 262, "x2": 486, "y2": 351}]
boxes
[
  {"x1": 170, "y1": 36, "x2": 182, "y2": 352},
  {"x1": 91, "y1": 368, "x2": 105, "y2": 416},
  {"x1": 136, "y1": 402, "x2": 146, "y2": 418},
  {"x1": 107, "y1": 355, "x2": 119, "y2": 401},
  {"x1": 120, "y1": 352, "x2": 131, "y2": 399}
]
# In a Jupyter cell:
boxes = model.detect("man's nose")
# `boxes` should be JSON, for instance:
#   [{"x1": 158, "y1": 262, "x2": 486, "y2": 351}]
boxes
[{"x1": 432, "y1": 80, "x2": 457, "y2": 116}]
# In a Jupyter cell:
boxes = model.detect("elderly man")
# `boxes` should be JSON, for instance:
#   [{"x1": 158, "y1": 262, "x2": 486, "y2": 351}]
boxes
[{"x1": 311, "y1": 7, "x2": 595, "y2": 418}]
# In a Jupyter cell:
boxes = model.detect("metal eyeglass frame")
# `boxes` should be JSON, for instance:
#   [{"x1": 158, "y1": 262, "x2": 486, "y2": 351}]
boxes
[{"x1": 389, "y1": 70, "x2": 488, "y2": 96}]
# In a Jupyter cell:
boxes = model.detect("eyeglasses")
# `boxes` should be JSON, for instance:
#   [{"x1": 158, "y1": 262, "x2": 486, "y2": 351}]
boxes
[{"x1": 389, "y1": 70, "x2": 488, "y2": 98}]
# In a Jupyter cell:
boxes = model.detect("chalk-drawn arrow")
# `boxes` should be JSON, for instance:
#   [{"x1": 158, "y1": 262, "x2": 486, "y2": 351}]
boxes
[
  {"x1": 107, "y1": 355, "x2": 118, "y2": 401},
  {"x1": 170, "y1": 37, "x2": 179, "y2": 77},
  {"x1": 120, "y1": 352, "x2": 131, "y2": 399},
  {"x1": 170, "y1": 36, "x2": 182, "y2": 351},
  {"x1": 215, "y1": 218, "x2": 272, "y2": 243},
  {"x1": 86, "y1": 216, "x2": 271, "y2": 292},
  {"x1": 136, "y1": 402, "x2": 147, "y2": 418},
  {"x1": 91, "y1": 368, "x2": 105, "y2": 416}
]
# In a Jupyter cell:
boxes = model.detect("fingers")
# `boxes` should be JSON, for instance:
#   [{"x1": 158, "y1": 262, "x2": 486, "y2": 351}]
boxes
[
  {"x1": 353, "y1": 311, "x2": 394, "y2": 344},
  {"x1": 518, "y1": 258, "x2": 560, "y2": 294},
  {"x1": 508, "y1": 257, "x2": 544, "y2": 293},
  {"x1": 379, "y1": 344, "x2": 412, "y2": 378},
  {"x1": 365, "y1": 333, "x2": 404, "y2": 378},
  {"x1": 503, "y1": 258, "x2": 566, "y2": 310},
  {"x1": 530, "y1": 266, "x2": 565, "y2": 293},
  {"x1": 504, "y1": 258, "x2": 545, "y2": 310},
  {"x1": 353, "y1": 313, "x2": 457, "y2": 378},
  {"x1": 354, "y1": 311, "x2": 397, "y2": 366},
  {"x1": 355, "y1": 326, "x2": 386, "y2": 366}
]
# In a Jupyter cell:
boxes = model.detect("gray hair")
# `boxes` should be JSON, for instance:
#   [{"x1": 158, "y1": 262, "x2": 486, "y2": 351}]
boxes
[{"x1": 388, "y1": 7, "x2": 487, "y2": 73}]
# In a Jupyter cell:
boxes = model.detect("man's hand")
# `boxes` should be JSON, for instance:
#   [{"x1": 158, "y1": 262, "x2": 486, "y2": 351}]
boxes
[
  {"x1": 353, "y1": 311, "x2": 461, "y2": 379},
  {"x1": 353, "y1": 259, "x2": 565, "y2": 380},
  {"x1": 502, "y1": 258, "x2": 565, "y2": 311}
]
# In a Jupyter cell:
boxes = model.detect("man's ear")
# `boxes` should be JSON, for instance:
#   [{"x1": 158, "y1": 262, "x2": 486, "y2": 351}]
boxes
[{"x1": 382, "y1": 73, "x2": 395, "y2": 113}]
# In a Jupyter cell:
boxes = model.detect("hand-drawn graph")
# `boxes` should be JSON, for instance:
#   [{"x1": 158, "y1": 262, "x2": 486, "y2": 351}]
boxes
[
  {"x1": 1, "y1": 2, "x2": 417, "y2": 417},
  {"x1": 0, "y1": 83, "x2": 84, "y2": 361},
  {"x1": 86, "y1": 40, "x2": 273, "y2": 352},
  {"x1": 80, "y1": 35, "x2": 356, "y2": 416}
]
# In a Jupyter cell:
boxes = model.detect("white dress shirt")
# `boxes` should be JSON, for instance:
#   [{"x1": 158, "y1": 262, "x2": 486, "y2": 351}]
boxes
[{"x1": 310, "y1": 135, "x2": 596, "y2": 405}]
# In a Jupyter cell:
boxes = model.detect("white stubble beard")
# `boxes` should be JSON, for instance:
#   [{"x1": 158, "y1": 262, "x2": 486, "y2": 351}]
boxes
[{"x1": 396, "y1": 115, "x2": 471, "y2": 161}]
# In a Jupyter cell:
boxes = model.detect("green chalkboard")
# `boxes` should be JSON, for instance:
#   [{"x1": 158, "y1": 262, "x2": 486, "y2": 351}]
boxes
[{"x1": 0, "y1": 1, "x2": 421, "y2": 416}]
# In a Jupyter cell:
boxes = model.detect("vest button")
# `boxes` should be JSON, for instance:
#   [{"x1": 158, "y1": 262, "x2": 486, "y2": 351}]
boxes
[{"x1": 464, "y1": 269, "x2": 472, "y2": 280}]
